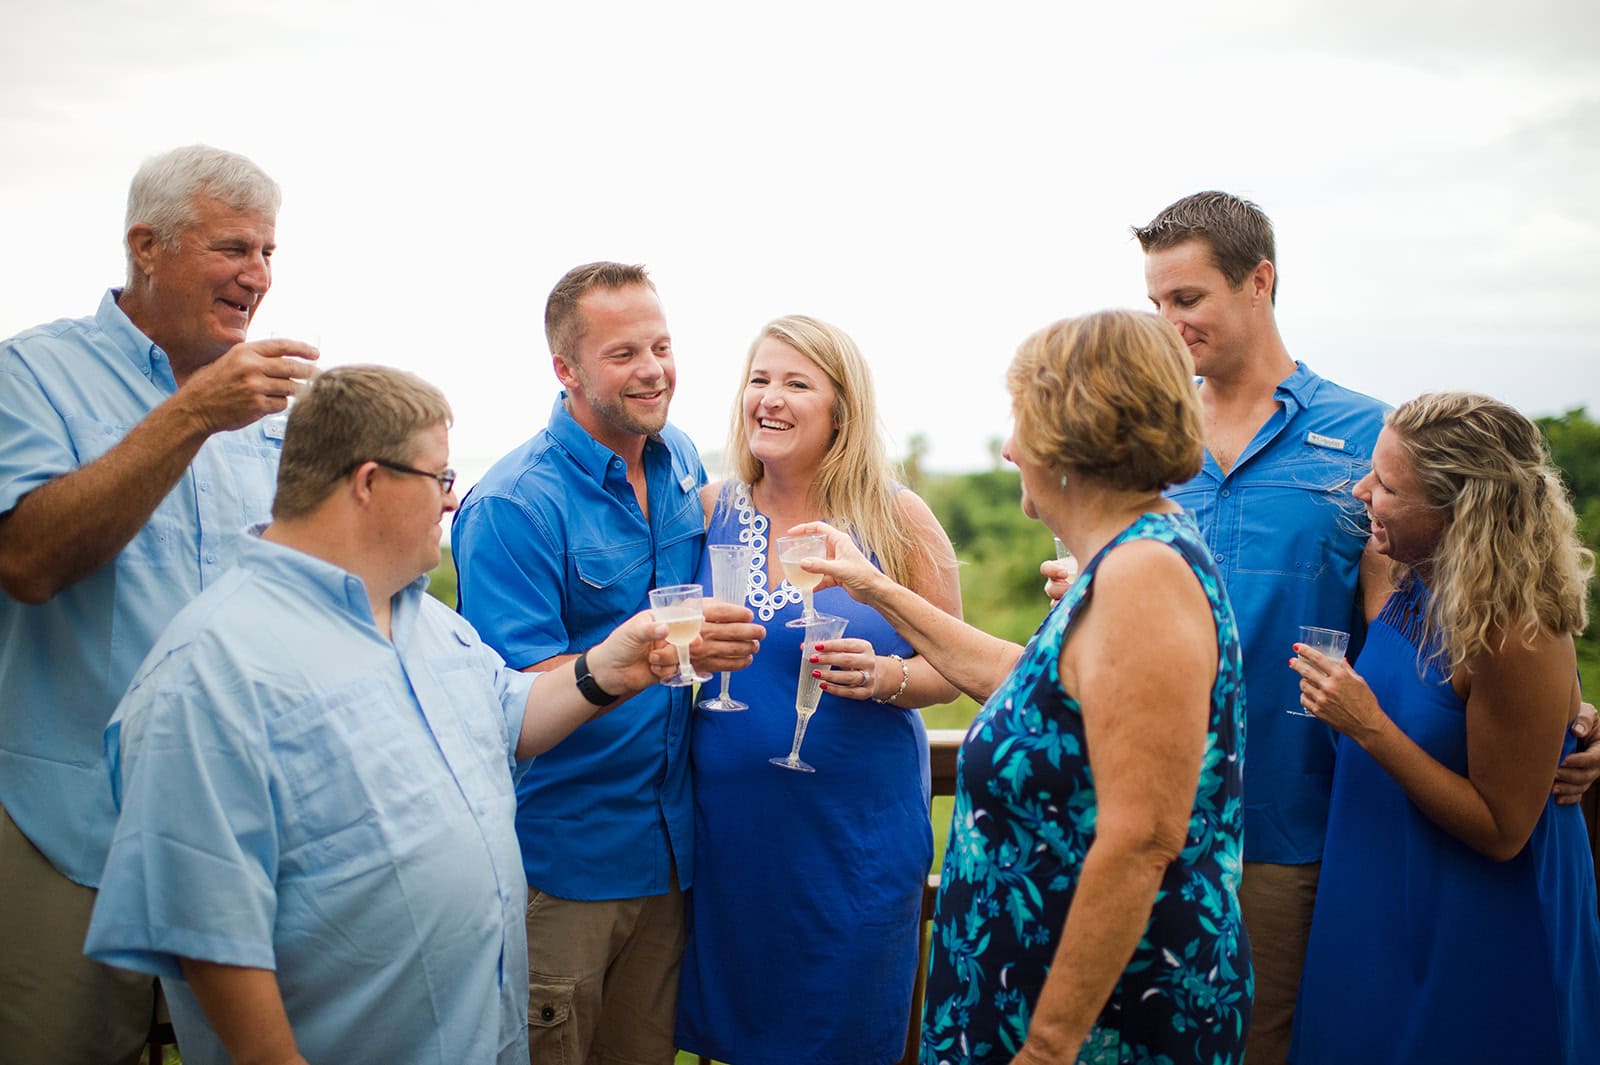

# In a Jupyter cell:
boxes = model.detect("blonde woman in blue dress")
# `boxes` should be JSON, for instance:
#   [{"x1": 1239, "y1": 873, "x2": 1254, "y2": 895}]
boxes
[{"x1": 674, "y1": 315, "x2": 962, "y2": 1064}]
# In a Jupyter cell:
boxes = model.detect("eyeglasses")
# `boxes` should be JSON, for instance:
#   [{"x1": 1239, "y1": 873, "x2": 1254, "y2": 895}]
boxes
[{"x1": 368, "y1": 458, "x2": 456, "y2": 494}]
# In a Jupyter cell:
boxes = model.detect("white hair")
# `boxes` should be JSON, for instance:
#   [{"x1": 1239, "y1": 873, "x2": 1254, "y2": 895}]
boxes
[{"x1": 124, "y1": 145, "x2": 281, "y2": 280}]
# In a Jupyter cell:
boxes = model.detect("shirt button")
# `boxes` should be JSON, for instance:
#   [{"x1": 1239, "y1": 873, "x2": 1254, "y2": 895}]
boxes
[
  {"x1": 206, "y1": 554, "x2": 217, "y2": 564},
  {"x1": 1214, "y1": 553, "x2": 1224, "y2": 562},
  {"x1": 199, "y1": 482, "x2": 209, "y2": 492},
  {"x1": 1220, "y1": 488, "x2": 1231, "y2": 498},
  {"x1": 540, "y1": 1006, "x2": 556, "y2": 1022}
]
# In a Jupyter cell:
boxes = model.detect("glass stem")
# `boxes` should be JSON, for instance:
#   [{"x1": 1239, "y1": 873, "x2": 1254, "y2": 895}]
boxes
[
  {"x1": 676, "y1": 644, "x2": 694, "y2": 681},
  {"x1": 786, "y1": 710, "x2": 813, "y2": 762},
  {"x1": 719, "y1": 671, "x2": 733, "y2": 701}
]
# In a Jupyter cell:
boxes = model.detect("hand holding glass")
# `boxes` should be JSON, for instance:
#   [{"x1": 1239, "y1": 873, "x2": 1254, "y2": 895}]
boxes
[
  {"x1": 1052, "y1": 537, "x2": 1081, "y2": 582},
  {"x1": 649, "y1": 584, "x2": 712, "y2": 688},
  {"x1": 1289, "y1": 625, "x2": 1349, "y2": 717},
  {"x1": 776, "y1": 533, "x2": 828, "y2": 628},
  {"x1": 771, "y1": 613, "x2": 849, "y2": 773},
  {"x1": 699, "y1": 544, "x2": 758, "y2": 711}
]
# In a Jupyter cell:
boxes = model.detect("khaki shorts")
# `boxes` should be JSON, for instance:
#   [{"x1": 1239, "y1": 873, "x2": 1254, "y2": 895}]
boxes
[
  {"x1": 0, "y1": 799, "x2": 158, "y2": 1065},
  {"x1": 524, "y1": 876, "x2": 685, "y2": 1065},
  {"x1": 1238, "y1": 860, "x2": 1320, "y2": 1065}
]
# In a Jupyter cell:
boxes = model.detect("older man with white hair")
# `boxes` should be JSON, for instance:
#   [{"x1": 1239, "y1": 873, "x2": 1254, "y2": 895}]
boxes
[{"x1": 0, "y1": 144, "x2": 317, "y2": 1061}]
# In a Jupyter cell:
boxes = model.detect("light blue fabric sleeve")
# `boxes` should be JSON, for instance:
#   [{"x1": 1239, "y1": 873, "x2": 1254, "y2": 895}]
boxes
[
  {"x1": 453, "y1": 493, "x2": 570, "y2": 668},
  {"x1": 85, "y1": 666, "x2": 280, "y2": 979},
  {"x1": 0, "y1": 354, "x2": 76, "y2": 514}
]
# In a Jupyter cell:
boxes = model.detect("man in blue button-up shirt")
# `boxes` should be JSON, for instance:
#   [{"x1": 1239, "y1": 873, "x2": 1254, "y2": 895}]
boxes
[
  {"x1": 0, "y1": 145, "x2": 318, "y2": 1062},
  {"x1": 85, "y1": 365, "x2": 673, "y2": 1065},
  {"x1": 453, "y1": 263, "x2": 763, "y2": 1064},
  {"x1": 1131, "y1": 191, "x2": 1599, "y2": 1065}
]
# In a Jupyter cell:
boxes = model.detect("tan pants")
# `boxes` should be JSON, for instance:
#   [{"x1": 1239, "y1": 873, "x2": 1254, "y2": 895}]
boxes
[
  {"x1": 0, "y1": 800, "x2": 157, "y2": 1065},
  {"x1": 1238, "y1": 860, "x2": 1320, "y2": 1065},
  {"x1": 524, "y1": 877, "x2": 685, "y2": 1065}
]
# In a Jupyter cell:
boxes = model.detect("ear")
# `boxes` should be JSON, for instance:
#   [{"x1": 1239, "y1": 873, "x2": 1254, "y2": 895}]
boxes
[
  {"x1": 349, "y1": 460, "x2": 382, "y2": 506},
  {"x1": 1248, "y1": 259, "x2": 1275, "y2": 306},
  {"x1": 553, "y1": 353, "x2": 582, "y2": 393},
  {"x1": 127, "y1": 223, "x2": 162, "y2": 277}
]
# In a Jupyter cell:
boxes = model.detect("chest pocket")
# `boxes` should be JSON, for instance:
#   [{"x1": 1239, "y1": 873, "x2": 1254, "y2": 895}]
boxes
[
  {"x1": 568, "y1": 538, "x2": 652, "y2": 642},
  {"x1": 70, "y1": 417, "x2": 192, "y2": 567},
  {"x1": 213, "y1": 430, "x2": 283, "y2": 527},
  {"x1": 1234, "y1": 455, "x2": 1366, "y2": 581},
  {"x1": 422, "y1": 650, "x2": 517, "y2": 801}
]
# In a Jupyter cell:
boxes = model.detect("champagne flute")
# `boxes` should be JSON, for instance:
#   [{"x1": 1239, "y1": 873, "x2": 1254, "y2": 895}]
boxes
[
  {"x1": 1289, "y1": 625, "x2": 1349, "y2": 717},
  {"x1": 1052, "y1": 536, "x2": 1081, "y2": 583},
  {"x1": 649, "y1": 584, "x2": 712, "y2": 688},
  {"x1": 699, "y1": 544, "x2": 757, "y2": 712},
  {"x1": 776, "y1": 532, "x2": 828, "y2": 629},
  {"x1": 770, "y1": 613, "x2": 849, "y2": 773}
]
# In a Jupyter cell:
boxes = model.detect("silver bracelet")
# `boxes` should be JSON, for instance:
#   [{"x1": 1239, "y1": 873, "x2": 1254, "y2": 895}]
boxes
[{"x1": 874, "y1": 653, "x2": 910, "y2": 705}]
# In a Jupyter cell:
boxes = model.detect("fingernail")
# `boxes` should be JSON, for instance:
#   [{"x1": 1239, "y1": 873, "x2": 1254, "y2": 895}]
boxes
[
  {"x1": 818, "y1": 681, "x2": 828, "y2": 690},
  {"x1": 811, "y1": 670, "x2": 822, "y2": 678},
  {"x1": 809, "y1": 655, "x2": 819, "y2": 663},
  {"x1": 814, "y1": 643, "x2": 824, "y2": 650}
]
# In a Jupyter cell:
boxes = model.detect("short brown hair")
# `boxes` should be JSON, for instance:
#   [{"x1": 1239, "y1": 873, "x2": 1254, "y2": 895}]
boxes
[
  {"x1": 273, "y1": 365, "x2": 453, "y2": 520},
  {"x1": 1133, "y1": 191, "x2": 1278, "y2": 303},
  {"x1": 1007, "y1": 311, "x2": 1203, "y2": 493},
  {"x1": 543, "y1": 262, "x2": 655, "y2": 359}
]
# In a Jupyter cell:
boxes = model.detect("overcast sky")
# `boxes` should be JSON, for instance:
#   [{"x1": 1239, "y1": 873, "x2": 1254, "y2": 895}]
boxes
[{"x1": 4, "y1": 0, "x2": 1596, "y2": 490}]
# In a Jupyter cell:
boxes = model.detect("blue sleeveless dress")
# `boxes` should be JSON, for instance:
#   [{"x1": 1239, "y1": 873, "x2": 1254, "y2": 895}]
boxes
[
  {"x1": 674, "y1": 483, "x2": 933, "y2": 1065},
  {"x1": 1291, "y1": 577, "x2": 1600, "y2": 1064},
  {"x1": 920, "y1": 512, "x2": 1251, "y2": 1065}
]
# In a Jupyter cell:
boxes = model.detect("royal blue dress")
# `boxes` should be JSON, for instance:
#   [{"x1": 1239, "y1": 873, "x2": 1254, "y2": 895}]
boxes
[
  {"x1": 920, "y1": 512, "x2": 1251, "y2": 1065},
  {"x1": 1291, "y1": 577, "x2": 1600, "y2": 1064},
  {"x1": 675, "y1": 483, "x2": 933, "y2": 1065}
]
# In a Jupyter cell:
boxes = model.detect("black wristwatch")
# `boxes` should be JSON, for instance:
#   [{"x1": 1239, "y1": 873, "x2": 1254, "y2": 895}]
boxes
[{"x1": 573, "y1": 651, "x2": 616, "y2": 707}]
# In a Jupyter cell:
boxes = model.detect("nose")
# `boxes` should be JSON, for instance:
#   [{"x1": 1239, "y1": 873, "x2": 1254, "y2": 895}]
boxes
[
  {"x1": 239, "y1": 248, "x2": 271, "y2": 296},
  {"x1": 1352, "y1": 471, "x2": 1373, "y2": 503},
  {"x1": 1001, "y1": 434, "x2": 1016, "y2": 466},
  {"x1": 442, "y1": 486, "x2": 460, "y2": 515}
]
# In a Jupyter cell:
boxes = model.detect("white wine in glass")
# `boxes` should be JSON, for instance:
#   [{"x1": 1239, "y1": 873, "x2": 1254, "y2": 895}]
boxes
[
  {"x1": 700, "y1": 543, "x2": 758, "y2": 712},
  {"x1": 770, "y1": 613, "x2": 848, "y2": 773},
  {"x1": 776, "y1": 532, "x2": 828, "y2": 629},
  {"x1": 649, "y1": 584, "x2": 711, "y2": 688}
]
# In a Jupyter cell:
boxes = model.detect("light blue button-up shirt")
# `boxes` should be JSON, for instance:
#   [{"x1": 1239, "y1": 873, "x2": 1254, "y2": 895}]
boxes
[
  {"x1": 1168, "y1": 362, "x2": 1387, "y2": 865},
  {"x1": 452, "y1": 395, "x2": 705, "y2": 899},
  {"x1": 85, "y1": 535, "x2": 537, "y2": 1065},
  {"x1": 0, "y1": 290, "x2": 283, "y2": 886}
]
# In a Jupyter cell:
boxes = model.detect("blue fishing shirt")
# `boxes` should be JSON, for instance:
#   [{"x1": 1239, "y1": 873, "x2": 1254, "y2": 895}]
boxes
[
  {"x1": 1168, "y1": 362, "x2": 1387, "y2": 865},
  {"x1": 0, "y1": 290, "x2": 282, "y2": 886},
  {"x1": 85, "y1": 535, "x2": 536, "y2": 1064},
  {"x1": 452, "y1": 395, "x2": 705, "y2": 898}
]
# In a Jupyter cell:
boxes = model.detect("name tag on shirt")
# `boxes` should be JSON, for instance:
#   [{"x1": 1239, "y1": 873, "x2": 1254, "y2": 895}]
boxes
[
  {"x1": 679, "y1": 474, "x2": 697, "y2": 493},
  {"x1": 262, "y1": 414, "x2": 288, "y2": 441},
  {"x1": 1305, "y1": 431, "x2": 1346, "y2": 451}
]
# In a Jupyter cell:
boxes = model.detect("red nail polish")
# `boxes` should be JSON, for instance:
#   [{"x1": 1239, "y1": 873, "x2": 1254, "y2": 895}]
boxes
[
  {"x1": 809, "y1": 655, "x2": 819, "y2": 663},
  {"x1": 811, "y1": 669, "x2": 822, "y2": 678},
  {"x1": 819, "y1": 681, "x2": 828, "y2": 690}
]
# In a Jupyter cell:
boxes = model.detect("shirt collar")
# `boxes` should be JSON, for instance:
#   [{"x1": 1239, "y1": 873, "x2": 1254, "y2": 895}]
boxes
[
  {"x1": 1272, "y1": 360, "x2": 1322, "y2": 416},
  {"x1": 236, "y1": 527, "x2": 428, "y2": 630},
  {"x1": 545, "y1": 392, "x2": 664, "y2": 487},
  {"x1": 95, "y1": 288, "x2": 168, "y2": 384}
]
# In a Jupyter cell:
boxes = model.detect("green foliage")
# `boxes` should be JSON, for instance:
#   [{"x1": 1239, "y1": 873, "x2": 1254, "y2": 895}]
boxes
[
  {"x1": 1536, "y1": 408, "x2": 1600, "y2": 702},
  {"x1": 427, "y1": 545, "x2": 458, "y2": 610}
]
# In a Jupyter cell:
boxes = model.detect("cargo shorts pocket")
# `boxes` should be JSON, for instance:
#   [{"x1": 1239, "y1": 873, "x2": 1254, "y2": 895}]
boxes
[{"x1": 527, "y1": 975, "x2": 577, "y2": 1065}]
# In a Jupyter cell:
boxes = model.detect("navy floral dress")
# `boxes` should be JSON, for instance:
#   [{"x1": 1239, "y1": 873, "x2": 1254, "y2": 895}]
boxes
[{"x1": 920, "y1": 512, "x2": 1251, "y2": 1065}]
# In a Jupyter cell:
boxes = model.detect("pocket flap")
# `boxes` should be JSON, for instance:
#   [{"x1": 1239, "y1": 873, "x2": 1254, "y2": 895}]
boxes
[{"x1": 527, "y1": 975, "x2": 575, "y2": 1028}]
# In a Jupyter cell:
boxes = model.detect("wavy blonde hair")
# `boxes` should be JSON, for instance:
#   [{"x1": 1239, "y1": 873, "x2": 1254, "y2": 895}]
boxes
[
  {"x1": 1388, "y1": 392, "x2": 1593, "y2": 671},
  {"x1": 722, "y1": 315, "x2": 921, "y2": 587}
]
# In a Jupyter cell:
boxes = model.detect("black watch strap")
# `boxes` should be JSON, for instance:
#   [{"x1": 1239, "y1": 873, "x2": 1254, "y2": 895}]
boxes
[{"x1": 573, "y1": 651, "x2": 616, "y2": 707}]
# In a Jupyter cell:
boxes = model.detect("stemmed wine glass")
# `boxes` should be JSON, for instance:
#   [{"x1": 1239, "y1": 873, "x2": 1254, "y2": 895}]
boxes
[
  {"x1": 649, "y1": 584, "x2": 712, "y2": 688},
  {"x1": 770, "y1": 613, "x2": 849, "y2": 773},
  {"x1": 775, "y1": 532, "x2": 827, "y2": 629},
  {"x1": 698, "y1": 544, "x2": 757, "y2": 712}
]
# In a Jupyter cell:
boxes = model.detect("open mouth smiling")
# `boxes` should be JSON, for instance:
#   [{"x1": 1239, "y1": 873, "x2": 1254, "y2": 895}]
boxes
[{"x1": 758, "y1": 418, "x2": 793, "y2": 431}]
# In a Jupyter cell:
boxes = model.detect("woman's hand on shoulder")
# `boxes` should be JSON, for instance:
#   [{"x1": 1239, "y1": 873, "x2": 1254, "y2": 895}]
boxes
[{"x1": 1554, "y1": 701, "x2": 1600, "y2": 805}]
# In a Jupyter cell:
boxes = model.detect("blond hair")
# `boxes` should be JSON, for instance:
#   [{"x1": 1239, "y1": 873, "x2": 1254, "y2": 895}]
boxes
[
  {"x1": 273, "y1": 365, "x2": 453, "y2": 520},
  {"x1": 1007, "y1": 311, "x2": 1204, "y2": 492},
  {"x1": 1388, "y1": 391, "x2": 1593, "y2": 670},
  {"x1": 722, "y1": 315, "x2": 921, "y2": 587}
]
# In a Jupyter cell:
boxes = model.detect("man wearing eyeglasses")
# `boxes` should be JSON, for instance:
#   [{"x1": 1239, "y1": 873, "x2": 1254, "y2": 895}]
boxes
[
  {"x1": 0, "y1": 145, "x2": 318, "y2": 1061},
  {"x1": 83, "y1": 365, "x2": 676, "y2": 1065}
]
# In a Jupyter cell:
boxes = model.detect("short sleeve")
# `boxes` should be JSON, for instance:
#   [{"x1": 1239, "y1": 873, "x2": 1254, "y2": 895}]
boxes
[
  {"x1": 452, "y1": 493, "x2": 571, "y2": 668},
  {"x1": 0, "y1": 351, "x2": 77, "y2": 515},
  {"x1": 85, "y1": 664, "x2": 280, "y2": 979}
]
